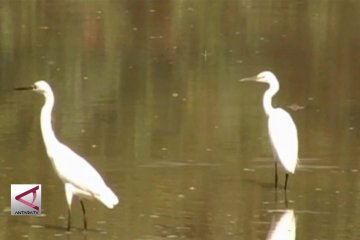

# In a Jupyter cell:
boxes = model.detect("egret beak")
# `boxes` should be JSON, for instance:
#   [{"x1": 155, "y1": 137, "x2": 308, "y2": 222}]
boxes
[
  {"x1": 14, "y1": 86, "x2": 35, "y2": 91},
  {"x1": 239, "y1": 75, "x2": 258, "y2": 82}
]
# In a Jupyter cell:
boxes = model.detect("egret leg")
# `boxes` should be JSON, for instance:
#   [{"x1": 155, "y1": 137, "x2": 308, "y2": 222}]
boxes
[
  {"x1": 65, "y1": 184, "x2": 74, "y2": 232},
  {"x1": 275, "y1": 162, "x2": 278, "y2": 189},
  {"x1": 284, "y1": 173, "x2": 289, "y2": 191},
  {"x1": 67, "y1": 208, "x2": 71, "y2": 231},
  {"x1": 80, "y1": 200, "x2": 87, "y2": 230}
]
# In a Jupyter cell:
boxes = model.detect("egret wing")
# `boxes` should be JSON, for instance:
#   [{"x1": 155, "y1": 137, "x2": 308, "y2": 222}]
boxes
[
  {"x1": 268, "y1": 108, "x2": 298, "y2": 173},
  {"x1": 52, "y1": 144, "x2": 108, "y2": 195}
]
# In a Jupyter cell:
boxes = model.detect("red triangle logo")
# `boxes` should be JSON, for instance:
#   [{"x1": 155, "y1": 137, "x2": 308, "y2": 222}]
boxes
[{"x1": 15, "y1": 185, "x2": 40, "y2": 211}]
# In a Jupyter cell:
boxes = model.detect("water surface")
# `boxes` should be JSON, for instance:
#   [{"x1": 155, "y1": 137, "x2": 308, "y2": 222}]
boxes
[{"x1": 1, "y1": 1, "x2": 360, "y2": 239}]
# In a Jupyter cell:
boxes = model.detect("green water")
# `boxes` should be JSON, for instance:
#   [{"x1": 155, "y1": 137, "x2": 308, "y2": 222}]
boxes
[{"x1": 1, "y1": 1, "x2": 360, "y2": 239}]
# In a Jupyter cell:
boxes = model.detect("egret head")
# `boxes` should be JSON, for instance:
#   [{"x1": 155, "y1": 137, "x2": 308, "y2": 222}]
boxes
[
  {"x1": 32, "y1": 81, "x2": 52, "y2": 94},
  {"x1": 15, "y1": 80, "x2": 52, "y2": 95},
  {"x1": 240, "y1": 71, "x2": 277, "y2": 84}
]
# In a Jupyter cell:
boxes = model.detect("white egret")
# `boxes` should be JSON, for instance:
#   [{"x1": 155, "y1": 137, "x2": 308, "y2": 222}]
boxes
[
  {"x1": 240, "y1": 71, "x2": 298, "y2": 190},
  {"x1": 15, "y1": 81, "x2": 119, "y2": 231}
]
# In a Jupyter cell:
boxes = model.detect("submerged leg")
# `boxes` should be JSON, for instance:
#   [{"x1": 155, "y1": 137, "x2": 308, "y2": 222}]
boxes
[
  {"x1": 275, "y1": 162, "x2": 278, "y2": 189},
  {"x1": 80, "y1": 200, "x2": 87, "y2": 230},
  {"x1": 284, "y1": 173, "x2": 289, "y2": 191},
  {"x1": 67, "y1": 208, "x2": 71, "y2": 231},
  {"x1": 284, "y1": 190, "x2": 288, "y2": 208},
  {"x1": 274, "y1": 187, "x2": 278, "y2": 203}
]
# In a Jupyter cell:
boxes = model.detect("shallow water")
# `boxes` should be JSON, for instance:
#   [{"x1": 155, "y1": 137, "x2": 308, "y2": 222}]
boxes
[{"x1": 1, "y1": 0, "x2": 360, "y2": 239}]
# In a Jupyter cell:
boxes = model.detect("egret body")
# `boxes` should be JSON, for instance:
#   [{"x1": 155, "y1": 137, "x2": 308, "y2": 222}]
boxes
[
  {"x1": 240, "y1": 71, "x2": 298, "y2": 190},
  {"x1": 15, "y1": 81, "x2": 119, "y2": 231}
]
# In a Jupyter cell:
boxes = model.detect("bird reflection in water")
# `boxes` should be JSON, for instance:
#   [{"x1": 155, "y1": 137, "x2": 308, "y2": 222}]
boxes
[{"x1": 266, "y1": 209, "x2": 296, "y2": 240}]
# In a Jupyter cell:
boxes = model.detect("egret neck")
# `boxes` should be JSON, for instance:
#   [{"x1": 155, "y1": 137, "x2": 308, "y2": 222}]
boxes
[
  {"x1": 263, "y1": 77, "x2": 279, "y2": 117},
  {"x1": 40, "y1": 88, "x2": 59, "y2": 156}
]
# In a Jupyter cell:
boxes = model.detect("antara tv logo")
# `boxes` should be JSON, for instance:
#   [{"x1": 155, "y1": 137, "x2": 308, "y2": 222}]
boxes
[{"x1": 11, "y1": 184, "x2": 41, "y2": 216}]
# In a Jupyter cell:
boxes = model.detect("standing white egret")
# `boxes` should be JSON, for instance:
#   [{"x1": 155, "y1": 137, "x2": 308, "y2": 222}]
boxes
[
  {"x1": 15, "y1": 81, "x2": 119, "y2": 231},
  {"x1": 240, "y1": 71, "x2": 298, "y2": 190}
]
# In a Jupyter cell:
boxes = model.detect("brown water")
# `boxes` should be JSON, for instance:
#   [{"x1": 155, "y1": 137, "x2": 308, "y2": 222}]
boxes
[{"x1": 1, "y1": 0, "x2": 360, "y2": 239}]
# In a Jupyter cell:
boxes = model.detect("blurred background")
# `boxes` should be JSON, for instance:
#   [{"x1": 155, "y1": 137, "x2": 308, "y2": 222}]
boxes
[{"x1": 1, "y1": 0, "x2": 360, "y2": 239}]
